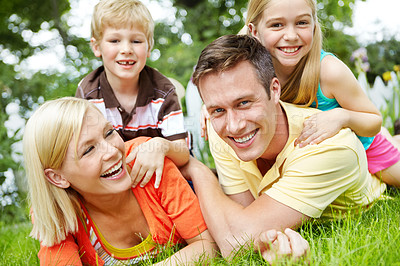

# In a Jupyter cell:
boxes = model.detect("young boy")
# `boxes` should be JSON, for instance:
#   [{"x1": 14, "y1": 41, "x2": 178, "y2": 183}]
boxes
[{"x1": 75, "y1": 0, "x2": 189, "y2": 188}]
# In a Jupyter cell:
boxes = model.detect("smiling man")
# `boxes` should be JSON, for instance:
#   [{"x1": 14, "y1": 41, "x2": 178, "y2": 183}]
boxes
[{"x1": 182, "y1": 34, "x2": 386, "y2": 258}]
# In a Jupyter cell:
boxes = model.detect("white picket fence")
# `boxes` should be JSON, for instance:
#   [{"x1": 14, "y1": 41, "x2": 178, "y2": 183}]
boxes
[{"x1": 358, "y1": 72, "x2": 400, "y2": 127}]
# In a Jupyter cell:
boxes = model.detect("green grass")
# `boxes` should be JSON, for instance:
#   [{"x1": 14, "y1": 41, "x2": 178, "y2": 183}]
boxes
[{"x1": 2, "y1": 190, "x2": 400, "y2": 265}]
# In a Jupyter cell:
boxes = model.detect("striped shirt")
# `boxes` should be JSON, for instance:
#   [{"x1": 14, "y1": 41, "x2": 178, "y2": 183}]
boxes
[{"x1": 76, "y1": 65, "x2": 187, "y2": 142}]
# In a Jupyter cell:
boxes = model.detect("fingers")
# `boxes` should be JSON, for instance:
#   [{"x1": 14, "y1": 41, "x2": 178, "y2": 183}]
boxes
[
  {"x1": 153, "y1": 167, "x2": 163, "y2": 189},
  {"x1": 126, "y1": 147, "x2": 138, "y2": 164},
  {"x1": 276, "y1": 231, "x2": 291, "y2": 256},
  {"x1": 260, "y1": 229, "x2": 309, "y2": 264},
  {"x1": 139, "y1": 169, "x2": 156, "y2": 188},
  {"x1": 284, "y1": 228, "x2": 309, "y2": 258}
]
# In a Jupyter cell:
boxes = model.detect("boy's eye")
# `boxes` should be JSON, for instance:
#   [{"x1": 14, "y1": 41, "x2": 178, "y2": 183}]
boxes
[
  {"x1": 271, "y1": 23, "x2": 283, "y2": 28},
  {"x1": 83, "y1": 146, "x2": 94, "y2": 156}
]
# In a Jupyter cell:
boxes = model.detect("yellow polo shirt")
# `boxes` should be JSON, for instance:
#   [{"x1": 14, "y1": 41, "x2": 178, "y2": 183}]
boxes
[{"x1": 208, "y1": 102, "x2": 386, "y2": 219}]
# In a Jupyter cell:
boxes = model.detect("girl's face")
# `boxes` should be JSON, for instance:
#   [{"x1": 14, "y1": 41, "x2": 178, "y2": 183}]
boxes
[
  {"x1": 54, "y1": 107, "x2": 132, "y2": 198},
  {"x1": 249, "y1": 0, "x2": 315, "y2": 71}
]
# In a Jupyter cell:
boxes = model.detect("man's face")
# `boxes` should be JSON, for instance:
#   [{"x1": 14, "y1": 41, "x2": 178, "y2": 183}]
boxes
[{"x1": 199, "y1": 60, "x2": 280, "y2": 161}]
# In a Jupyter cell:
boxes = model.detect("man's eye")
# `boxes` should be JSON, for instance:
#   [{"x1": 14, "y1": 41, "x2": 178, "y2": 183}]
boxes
[
  {"x1": 213, "y1": 108, "x2": 224, "y2": 114},
  {"x1": 239, "y1": 101, "x2": 249, "y2": 106},
  {"x1": 83, "y1": 146, "x2": 94, "y2": 156}
]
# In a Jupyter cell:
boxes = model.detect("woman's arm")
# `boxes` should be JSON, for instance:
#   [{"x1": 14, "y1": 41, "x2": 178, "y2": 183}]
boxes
[{"x1": 154, "y1": 229, "x2": 217, "y2": 265}]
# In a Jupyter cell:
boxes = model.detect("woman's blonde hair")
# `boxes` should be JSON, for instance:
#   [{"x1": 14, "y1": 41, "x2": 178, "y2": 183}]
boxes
[
  {"x1": 245, "y1": 0, "x2": 322, "y2": 106},
  {"x1": 23, "y1": 97, "x2": 94, "y2": 247},
  {"x1": 91, "y1": 0, "x2": 155, "y2": 52}
]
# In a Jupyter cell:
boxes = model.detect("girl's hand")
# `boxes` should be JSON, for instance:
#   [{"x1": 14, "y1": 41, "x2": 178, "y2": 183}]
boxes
[
  {"x1": 126, "y1": 138, "x2": 168, "y2": 189},
  {"x1": 295, "y1": 109, "x2": 345, "y2": 148},
  {"x1": 200, "y1": 104, "x2": 210, "y2": 140},
  {"x1": 257, "y1": 228, "x2": 309, "y2": 264}
]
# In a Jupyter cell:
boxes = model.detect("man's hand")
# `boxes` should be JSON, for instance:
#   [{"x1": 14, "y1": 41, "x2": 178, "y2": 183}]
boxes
[{"x1": 256, "y1": 228, "x2": 309, "y2": 264}]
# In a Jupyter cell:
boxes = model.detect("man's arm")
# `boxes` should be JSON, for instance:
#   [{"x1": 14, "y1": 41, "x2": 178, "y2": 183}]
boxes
[{"x1": 181, "y1": 157, "x2": 309, "y2": 257}]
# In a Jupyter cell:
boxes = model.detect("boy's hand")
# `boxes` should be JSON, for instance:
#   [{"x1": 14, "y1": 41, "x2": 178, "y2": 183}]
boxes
[
  {"x1": 256, "y1": 228, "x2": 309, "y2": 264},
  {"x1": 295, "y1": 109, "x2": 343, "y2": 148},
  {"x1": 200, "y1": 105, "x2": 210, "y2": 140},
  {"x1": 126, "y1": 138, "x2": 168, "y2": 189}
]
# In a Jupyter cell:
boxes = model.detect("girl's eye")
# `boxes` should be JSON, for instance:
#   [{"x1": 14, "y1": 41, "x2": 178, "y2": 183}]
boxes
[
  {"x1": 298, "y1": 21, "x2": 308, "y2": 25},
  {"x1": 132, "y1": 40, "x2": 142, "y2": 43},
  {"x1": 109, "y1": 39, "x2": 119, "y2": 43},
  {"x1": 83, "y1": 146, "x2": 94, "y2": 156}
]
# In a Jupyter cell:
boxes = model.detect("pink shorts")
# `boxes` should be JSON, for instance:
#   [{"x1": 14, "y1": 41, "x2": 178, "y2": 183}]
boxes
[{"x1": 366, "y1": 132, "x2": 400, "y2": 174}]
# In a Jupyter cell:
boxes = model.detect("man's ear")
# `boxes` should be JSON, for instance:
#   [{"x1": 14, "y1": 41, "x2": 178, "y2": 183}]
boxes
[
  {"x1": 270, "y1": 77, "x2": 281, "y2": 104},
  {"x1": 44, "y1": 169, "x2": 70, "y2": 189},
  {"x1": 90, "y1": 37, "x2": 102, "y2": 58}
]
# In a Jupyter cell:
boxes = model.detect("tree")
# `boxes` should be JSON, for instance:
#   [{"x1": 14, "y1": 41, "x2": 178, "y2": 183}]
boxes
[{"x1": 0, "y1": 0, "x2": 373, "y2": 208}]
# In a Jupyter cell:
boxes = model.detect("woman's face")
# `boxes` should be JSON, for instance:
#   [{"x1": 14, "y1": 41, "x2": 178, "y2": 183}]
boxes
[
  {"x1": 249, "y1": 0, "x2": 314, "y2": 71},
  {"x1": 55, "y1": 107, "x2": 132, "y2": 198}
]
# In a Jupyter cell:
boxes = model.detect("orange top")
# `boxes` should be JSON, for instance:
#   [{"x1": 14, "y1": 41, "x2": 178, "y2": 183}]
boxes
[{"x1": 37, "y1": 137, "x2": 207, "y2": 265}]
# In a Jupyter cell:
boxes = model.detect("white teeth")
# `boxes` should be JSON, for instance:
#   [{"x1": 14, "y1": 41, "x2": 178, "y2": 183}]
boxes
[
  {"x1": 233, "y1": 131, "x2": 256, "y2": 144},
  {"x1": 118, "y1": 61, "x2": 134, "y2": 65},
  {"x1": 101, "y1": 160, "x2": 122, "y2": 178},
  {"x1": 281, "y1": 47, "x2": 299, "y2": 53}
]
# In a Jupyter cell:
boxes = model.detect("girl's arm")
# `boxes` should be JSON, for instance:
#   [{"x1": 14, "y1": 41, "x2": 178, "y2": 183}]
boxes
[
  {"x1": 154, "y1": 229, "x2": 217, "y2": 265},
  {"x1": 296, "y1": 55, "x2": 382, "y2": 147}
]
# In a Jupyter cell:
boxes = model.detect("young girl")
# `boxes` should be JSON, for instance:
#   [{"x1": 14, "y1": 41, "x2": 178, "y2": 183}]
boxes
[
  {"x1": 24, "y1": 97, "x2": 216, "y2": 265},
  {"x1": 240, "y1": 0, "x2": 400, "y2": 186}
]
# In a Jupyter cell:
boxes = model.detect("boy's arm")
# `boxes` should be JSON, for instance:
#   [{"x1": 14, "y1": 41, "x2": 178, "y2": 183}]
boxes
[{"x1": 126, "y1": 137, "x2": 189, "y2": 188}]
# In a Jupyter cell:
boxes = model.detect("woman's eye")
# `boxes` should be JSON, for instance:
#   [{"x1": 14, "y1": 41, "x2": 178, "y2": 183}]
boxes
[
  {"x1": 83, "y1": 146, "x2": 94, "y2": 156},
  {"x1": 105, "y1": 129, "x2": 115, "y2": 137}
]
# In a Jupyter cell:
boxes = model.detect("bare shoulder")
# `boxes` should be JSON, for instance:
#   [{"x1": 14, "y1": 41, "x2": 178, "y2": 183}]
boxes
[{"x1": 320, "y1": 54, "x2": 359, "y2": 98}]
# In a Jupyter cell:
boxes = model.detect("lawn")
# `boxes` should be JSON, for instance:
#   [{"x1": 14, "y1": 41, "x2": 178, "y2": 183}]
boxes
[{"x1": 1, "y1": 189, "x2": 400, "y2": 265}]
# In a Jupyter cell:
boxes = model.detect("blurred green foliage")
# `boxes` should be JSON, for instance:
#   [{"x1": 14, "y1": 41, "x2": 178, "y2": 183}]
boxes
[{"x1": 1, "y1": 0, "x2": 399, "y2": 212}]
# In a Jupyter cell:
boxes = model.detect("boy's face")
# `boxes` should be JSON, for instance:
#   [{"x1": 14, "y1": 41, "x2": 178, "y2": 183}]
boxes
[{"x1": 91, "y1": 26, "x2": 151, "y2": 86}]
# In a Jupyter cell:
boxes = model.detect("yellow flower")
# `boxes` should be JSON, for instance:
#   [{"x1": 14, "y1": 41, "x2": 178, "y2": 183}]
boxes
[
  {"x1": 394, "y1": 65, "x2": 400, "y2": 72},
  {"x1": 382, "y1": 71, "x2": 392, "y2": 82}
]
